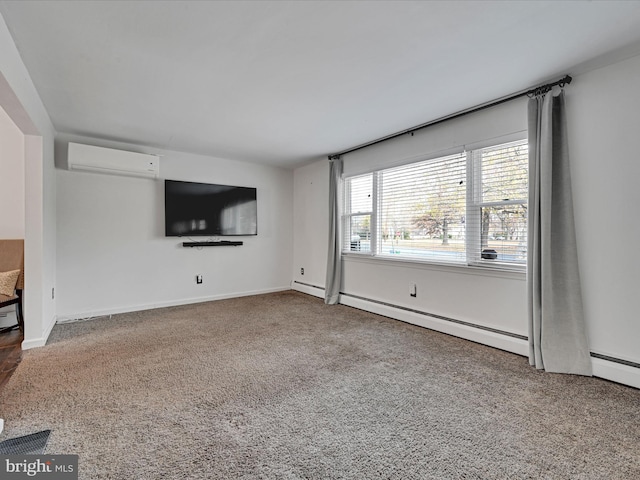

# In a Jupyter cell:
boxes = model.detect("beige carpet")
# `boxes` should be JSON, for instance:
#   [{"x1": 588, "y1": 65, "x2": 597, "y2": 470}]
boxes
[{"x1": 0, "y1": 290, "x2": 638, "y2": 479}]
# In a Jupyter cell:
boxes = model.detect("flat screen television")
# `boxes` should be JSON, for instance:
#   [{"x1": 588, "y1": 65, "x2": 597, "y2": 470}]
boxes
[{"x1": 165, "y1": 180, "x2": 257, "y2": 236}]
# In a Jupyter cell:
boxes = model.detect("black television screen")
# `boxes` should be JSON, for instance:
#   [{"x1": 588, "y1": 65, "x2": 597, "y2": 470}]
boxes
[{"x1": 165, "y1": 180, "x2": 257, "y2": 236}]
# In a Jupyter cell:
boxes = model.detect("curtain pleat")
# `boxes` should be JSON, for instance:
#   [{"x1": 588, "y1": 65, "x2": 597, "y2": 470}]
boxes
[
  {"x1": 527, "y1": 91, "x2": 592, "y2": 375},
  {"x1": 325, "y1": 158, "x2": 343, "y2": 304}
]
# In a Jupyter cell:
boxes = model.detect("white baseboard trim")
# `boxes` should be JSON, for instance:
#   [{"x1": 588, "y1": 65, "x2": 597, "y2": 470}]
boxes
[
  {"x1": 55, "y1": 286, "x2": 291, "y2": 324},
  {"x1": 291, "y1": 282, "x2": 640, "y2": 390},
  {"x1": 339, "y1": 294, "x2": 529, "y2": 357},
  {"x1": 591, "y1": 357, "x2": 640, "y2": 390},
  {"x1": 290, "y1": 281, "x2": 325, "y2": 299},
  {"x1": 291, "y1": 281, "x2": 528, "y2": 356},
  {"x1": 22, "y1": 314, "x2": 57, "y2": 350}
]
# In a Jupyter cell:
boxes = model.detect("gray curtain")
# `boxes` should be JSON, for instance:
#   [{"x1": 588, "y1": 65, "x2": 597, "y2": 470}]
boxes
[
  {"x1": 527, "y1": 90, "x2": 592, "y2": 375},
  {"x1": 325, "y1": 157, "x2": 343, "y2": 304}
]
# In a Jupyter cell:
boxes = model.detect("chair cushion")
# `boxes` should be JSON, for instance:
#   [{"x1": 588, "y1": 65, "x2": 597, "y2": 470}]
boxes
[{"x1": 0, "y1": 269, "x2": 20, "y2": 297}]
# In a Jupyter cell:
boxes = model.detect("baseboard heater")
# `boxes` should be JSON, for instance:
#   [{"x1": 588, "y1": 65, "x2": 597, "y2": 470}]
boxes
[
  {"x1": 291, "y1": 281, "x2": 640, "y2": 371},
  {"x1": 182, "y1": 241, "x2": 243, "y2": 247},
  {"x1": 341, "y1": 291, "x2": 528, "y2": 340},
  {"x1": 292, "y1": 281, "x2": 525, "y2": 340},
  {"x1": 590, "y1": 352, "x2": 640, "y2": 370}
]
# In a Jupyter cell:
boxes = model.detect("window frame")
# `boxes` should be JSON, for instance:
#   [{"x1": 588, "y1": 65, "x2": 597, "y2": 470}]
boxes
[
  {"x1": 342, "y1": 138, "x2": 528, "y2": 273},
  {"x1": 342, "y1": 172, "x2": 377, "y2": 254}
]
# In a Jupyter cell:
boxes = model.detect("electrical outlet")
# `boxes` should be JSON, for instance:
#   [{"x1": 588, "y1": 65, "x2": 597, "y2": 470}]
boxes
[
  {"x1": 52, "y1": 287, "x2": 55, "y2": 299},
  {"x1": 410, "y1": 283, "x2": 417, "y2": 297},
  {"x1": 196, "y1": 275, "x2": 203, "y2": 284},
  {"x1": 300, "y1": 268, "x2": 304, "y2": 275}
]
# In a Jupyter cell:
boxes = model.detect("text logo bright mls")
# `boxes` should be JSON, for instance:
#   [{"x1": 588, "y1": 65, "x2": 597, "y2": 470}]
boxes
[
  {"x1": 1, "y1": 455, "x2": 78, "y2": 479},
  {"x1": 6, "y1": 458, "x2": 52, "y2": 476}
]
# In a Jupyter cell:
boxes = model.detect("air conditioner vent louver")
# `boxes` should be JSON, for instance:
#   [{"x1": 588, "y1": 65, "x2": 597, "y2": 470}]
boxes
[{"x1": 67, "y1": 142, "x2": 159, "y2": 179}]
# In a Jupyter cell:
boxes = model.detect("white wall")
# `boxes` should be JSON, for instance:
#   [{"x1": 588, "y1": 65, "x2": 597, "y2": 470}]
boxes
[
  {"x1": 0, "y1": 104, "x2": 24, "y2": 238},
  {"x1": 293, "y1": 53, "x2": 640, "y2": 387},
  {"x1": 292, "y1": 159, "x2": 330, "y2": 290},
  {"x1": 343, "y1": 98, "x2": 528, "y2": 178},
  {"x1": 567, "y1": 54, "x2": 640, "y2": 366},
  {"x1": 0, "y1": 12, "x2": 57, "y2": 348},
  {"x1": 55, "y1": 134, "x2": 293, "y2": 320}
]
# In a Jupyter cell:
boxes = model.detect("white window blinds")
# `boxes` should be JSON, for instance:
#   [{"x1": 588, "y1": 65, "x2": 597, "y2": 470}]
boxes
[
  {"x1": 378, "y1": 152, "x2": 467, "y2": 262},
  {"x1": 468, "y1": 140, "x2": 528, "y2": 265},
  {"x1": 343, "y1": 138, "x2": 529, "y2": 270},
  {"x1": 343, "y1": 173, "x2": 373, "y2": 253}
]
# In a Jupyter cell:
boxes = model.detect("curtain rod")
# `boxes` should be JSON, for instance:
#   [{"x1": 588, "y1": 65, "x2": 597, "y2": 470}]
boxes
[{"x1": 328, "y1": 75, "x2": 572, "y2": 160}]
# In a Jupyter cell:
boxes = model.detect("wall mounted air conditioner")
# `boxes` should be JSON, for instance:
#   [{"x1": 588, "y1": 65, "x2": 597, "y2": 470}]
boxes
[{"x1": 68, "y1": 142, "x2": 160, "y2": 179}]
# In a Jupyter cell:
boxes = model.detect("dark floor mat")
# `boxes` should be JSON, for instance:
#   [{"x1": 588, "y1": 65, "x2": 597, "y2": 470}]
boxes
[{"x1": 0, "y1": 429, "x2": 51, "y2": 454}]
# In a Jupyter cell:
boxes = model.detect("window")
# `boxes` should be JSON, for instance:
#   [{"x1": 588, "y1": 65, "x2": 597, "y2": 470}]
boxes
[
  {"x1": 342, "y1": 139, "x2": 528, "y2": 269},
  {"x1": 344, "y1": 174, "x2": 373, "y2": 253}
]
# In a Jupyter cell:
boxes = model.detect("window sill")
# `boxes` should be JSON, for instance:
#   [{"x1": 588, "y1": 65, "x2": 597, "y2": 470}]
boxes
[{"x1": 342, "y1": 252, "x2": 526, "y2": 280}]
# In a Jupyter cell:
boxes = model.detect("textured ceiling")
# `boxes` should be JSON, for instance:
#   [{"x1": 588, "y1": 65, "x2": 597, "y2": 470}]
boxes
[{"x1": 2, "y1": 0, "x2": 640, "y2": 168}]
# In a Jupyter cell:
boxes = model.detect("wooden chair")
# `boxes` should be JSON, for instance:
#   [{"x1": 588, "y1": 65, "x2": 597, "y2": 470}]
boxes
[{"x1": 0, "y1": 239, "x2": 24, "y2": 333}]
